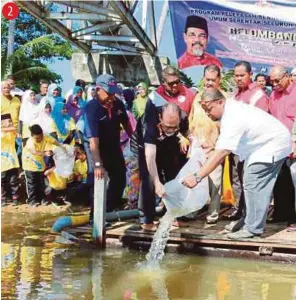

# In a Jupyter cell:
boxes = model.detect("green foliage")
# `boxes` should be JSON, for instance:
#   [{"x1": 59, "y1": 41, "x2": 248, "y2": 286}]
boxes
[
  {"x1": 179, "y1": 70, "x2": 194, "y2": 88},
  {"x1": 1, "y1": 9, "x2": 72, "y2": 90}
]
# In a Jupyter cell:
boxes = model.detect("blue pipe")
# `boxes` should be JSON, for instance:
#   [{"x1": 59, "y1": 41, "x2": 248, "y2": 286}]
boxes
[{"x1": 52, "y1": 207, "x2": 164, "y2": 233}]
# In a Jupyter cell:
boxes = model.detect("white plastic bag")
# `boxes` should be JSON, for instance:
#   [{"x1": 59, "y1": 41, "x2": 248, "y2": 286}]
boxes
[
  {"x1": 162, "y1": 147, "x2": 209, "y2": 218},
  {"x1": 53, "y1": 145, "x2": 75, "y2": 178}
]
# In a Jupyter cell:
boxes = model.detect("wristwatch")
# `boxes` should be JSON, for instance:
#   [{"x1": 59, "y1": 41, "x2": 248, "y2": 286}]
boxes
[
  {"x1": 95, "y1": 162, "x2": 102, "y2": 168},
  {"x1": 193, "y1": 173, "x2": 202, "y2": 183}
]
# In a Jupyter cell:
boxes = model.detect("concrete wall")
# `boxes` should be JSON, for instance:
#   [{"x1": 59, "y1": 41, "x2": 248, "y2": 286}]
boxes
[{"x1": 71, "y1": 52, "x2": 170, "y2": 86}]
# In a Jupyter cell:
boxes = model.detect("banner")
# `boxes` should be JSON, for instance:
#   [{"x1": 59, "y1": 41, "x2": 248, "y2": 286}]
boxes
[{"x1": 169, "y1": 0, "x2": 296, "y2": 83}]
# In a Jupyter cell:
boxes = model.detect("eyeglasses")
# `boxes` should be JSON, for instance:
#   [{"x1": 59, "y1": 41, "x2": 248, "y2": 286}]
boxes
[
  {"x1": 270, "y1": 72, "x2": 287, "y2": 85},
  {"x1": 165, "y1": 79, "x2": 180, "y2": 86},
  {"x1": 160, "y1": 123, "x2": 179, "y2": 132}
]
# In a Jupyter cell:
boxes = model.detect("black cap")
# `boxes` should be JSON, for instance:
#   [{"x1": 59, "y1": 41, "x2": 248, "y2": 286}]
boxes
[{"x1": 185, "y1": 15, "x2": 208, "y2": 36}]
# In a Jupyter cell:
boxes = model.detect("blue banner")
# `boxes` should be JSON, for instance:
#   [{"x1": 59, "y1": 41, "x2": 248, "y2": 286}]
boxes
[{"x1": 169, "y1": 0, "x2": 296, "y2": 82}]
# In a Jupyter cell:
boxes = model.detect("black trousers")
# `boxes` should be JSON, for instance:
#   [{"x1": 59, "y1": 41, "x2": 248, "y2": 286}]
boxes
[
  {"x1": 25, "y1": 171, "x2": 45, "y2": 204},
  {"x1": 229, "y1": 153, "x2": 245, "y2": 215},
  {"x1": 273, "y1": 160, "x2": 296, "y2": 223},
  {"x1": 51, "y1": 188, "x2": 67, "y2": 203},
  {"x1": 85, "y1": 141, "x2": 126, "y2": 217},
  {"x1": 67, "y1": 182, "x2": 89, "y2": 205},
  {"x1": 104, "y1": 157, "x2": 126, "y2": 212},
  {"x1": 138, "y1": 149, "x2": 155, "y2": 224},
  {"x1": 138, "y1": 148, "x2": 187, "y2": 224},
  {"x1": 1, "y1": 168, "x2": 19, "y2": 200}
]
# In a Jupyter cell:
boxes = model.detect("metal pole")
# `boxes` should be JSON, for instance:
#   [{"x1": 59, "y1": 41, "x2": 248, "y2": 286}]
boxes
[
  {"x1": 7, "y1": 19, "x2": 16, "y2": 58},
  {"x1": 141, "y1": 0, "x2": 147, "y2": 31},
  {"x1": 71, "y1": 21, "x2": 122, "y2": 38},
  {"x1": 92, "y1": 174, "x2": 108, "y2": 248},
  {"x1": 156, "y1": 0, "x2": 169, "y2": 49},
  {"x1": 17, "y1": 0, "x2": 90, "y2": 53},
  {"x1": 148, "y1": 1, "x2": 157, "y2": 48},
  {"x1": 109, "y1": 1, "x2": 156, "y2": 56},
  {"x1": 77, "y1": 35, "x2": 139, "y2": 43}
]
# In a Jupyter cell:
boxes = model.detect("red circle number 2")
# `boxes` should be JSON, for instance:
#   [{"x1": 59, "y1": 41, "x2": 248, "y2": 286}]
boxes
[{"x1": 2, "y1": 2, "x2": 20, "y2": 20}]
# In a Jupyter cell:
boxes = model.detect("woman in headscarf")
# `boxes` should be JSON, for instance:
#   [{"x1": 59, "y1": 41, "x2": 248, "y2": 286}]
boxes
[
  {"x1": 18, "y1": 90, "x2": 40, "y2": 146},
  {"x1": 132, "y1": 82, "x2": 149, "y2": 119},
  {"x1": 68, "y1": 86, "x2": 85, "y2": 105},
  {"x1": 34, "y1": 101, "x2": 57, "y2": 139},
  {"x1": 51, "y1": 102, "x2": 77, "y2": 145},
  {"x1": 66, "y1": 93, "x2": 85, "y2": 143},
  {"x1": 119, "y1": 111, "x2": 139, "y2": 210},
  {"x1": 188, "y1": 95, "x2": 223, "y2": 224},
  {"x1": 122, "y1": 88, "x2": 135, "y2": 112},
  {"x1": 86, "y1": 85, "x2": 96, "y2": 102},
  {"x1": 40, "y1": 83, "x2": 64, "y2": 109}
]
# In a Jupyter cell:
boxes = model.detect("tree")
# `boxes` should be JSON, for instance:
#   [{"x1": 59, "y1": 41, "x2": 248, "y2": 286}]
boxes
[
  {"x1": 179, "y1": 70, "x2": 194, "y2": 88},
  {"x1": 1, "y1": 9, "x2": 73, "y2": 91}
]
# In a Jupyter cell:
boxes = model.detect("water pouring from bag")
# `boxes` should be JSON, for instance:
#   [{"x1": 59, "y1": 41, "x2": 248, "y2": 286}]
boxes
[{"x1": 146, "y1": 147, "x2": 209, "y2": 263}]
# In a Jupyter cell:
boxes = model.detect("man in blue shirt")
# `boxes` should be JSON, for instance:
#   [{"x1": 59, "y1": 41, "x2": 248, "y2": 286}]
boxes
[{"x1": 85, "y1": 74, "x2": 133, "y2": 215}]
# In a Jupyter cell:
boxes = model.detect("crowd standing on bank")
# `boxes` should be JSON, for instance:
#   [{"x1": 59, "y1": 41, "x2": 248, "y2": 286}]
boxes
[{"x1": 1, "y1": 61, "x2": 296, "y2": 239}]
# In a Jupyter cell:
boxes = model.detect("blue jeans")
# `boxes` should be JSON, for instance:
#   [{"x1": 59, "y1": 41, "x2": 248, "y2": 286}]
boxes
[{"x1": 243, "y1": 158, "x2": 285, "y2": 234}]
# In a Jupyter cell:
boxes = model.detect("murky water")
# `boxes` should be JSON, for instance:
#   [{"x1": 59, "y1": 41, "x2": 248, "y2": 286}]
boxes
[
  {"x1": 2, "y1": 211, "x2": 296, "y2": 300},
  {"x1": 146, "y1": 214, "x2": 173, "y2": 262}
]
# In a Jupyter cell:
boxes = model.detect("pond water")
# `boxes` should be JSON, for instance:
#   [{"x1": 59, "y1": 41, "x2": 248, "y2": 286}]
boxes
[{"x1": 2, "y1": 211, "x2": 296, "y2": 300}]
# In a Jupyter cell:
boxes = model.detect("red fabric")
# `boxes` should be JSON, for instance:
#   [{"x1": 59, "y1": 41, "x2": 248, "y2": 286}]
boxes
[
  {"x1": 234, "y1": 82, "x2": 269, "y2": 112},
  {"x1": 269, "y1": 83, "x2": 296, "y2": 133},
  {"x1": 156, "y1": 84, "x2": 196, "y2": 115},
  {"x1": 178, "y1": 51, "x2": 222, "y2": 69}
]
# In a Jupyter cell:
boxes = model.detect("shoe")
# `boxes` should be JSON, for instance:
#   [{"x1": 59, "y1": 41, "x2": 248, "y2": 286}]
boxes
[
  {"x1": 227, "y1": 229, "x2": 258, "y2": 240},
  {"x1": 52, "y1": 201, "x2": 65, "y2": 207},
  {"x1": 172, "y1": 220, "x2": 189, "y2": 228},
  {"x1": 29, "y1": 202, "x2": 40, "y2": 208},
  {"x1": 41, "y1": 199, "x2": 50, "y2": 206},
  {"x1": 1, "y1": 201, "x2": 8, "y2": 207},
  {"x1": 141, "y1": 223, "x2": 158, "y2": 232},
  {"x1": 287, "y1": 224, "x2": 296, "y2": 232},
  {"x1": 206, "y1": 216, "x2": 218, "y2": 225},
  {"x1": 223, "y1": 207, "x2": 242, "y2": 220},
  {"x1": 224, "y1": 217, "x2": 245, "y2": 233},
  {"x1": 105, "y1": 222, "x2": 112, "y2": 228},
  {"x1": 12, "y1": 200, "x2": 20, "y2": 206},
  {"x1": 224, "y1": 221, "x2": 238, "y2": 232}
]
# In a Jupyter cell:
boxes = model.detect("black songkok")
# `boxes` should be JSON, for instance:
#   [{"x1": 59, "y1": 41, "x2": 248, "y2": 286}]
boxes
[{"x1": 184, "y1": 15, "x2": 208, "y2": 36}]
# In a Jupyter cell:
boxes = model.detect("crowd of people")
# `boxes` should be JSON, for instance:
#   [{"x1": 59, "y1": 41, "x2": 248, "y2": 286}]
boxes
[{"x1": 1, "y1": 62, "x2": 296, "y2": 240}]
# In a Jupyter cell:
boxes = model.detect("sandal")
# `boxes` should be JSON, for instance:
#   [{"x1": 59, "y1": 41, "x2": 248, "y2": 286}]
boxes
[
  {"x1": 172, "y1": 220, "x2": 189, "y2": 228},
  {"x1": 141, "y1": 223, "x2": 158, "y2": 232}
]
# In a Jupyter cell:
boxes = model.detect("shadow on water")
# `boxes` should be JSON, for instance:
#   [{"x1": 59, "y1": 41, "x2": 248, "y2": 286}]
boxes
[{"x1": 2, "y1": 210, "x2": 296, "y2": 300}]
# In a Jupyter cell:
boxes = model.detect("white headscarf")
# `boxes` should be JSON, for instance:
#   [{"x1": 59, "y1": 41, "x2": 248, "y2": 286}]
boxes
[
  {"x1": 87, "y1": 85, "x2": 96, "y2": 102},
  {"x1": 19, "y1": 90, "x2": 40, "y2": 124},
  {"x1": 34, "y1": 100, "x2": 54, "y2": 135}
]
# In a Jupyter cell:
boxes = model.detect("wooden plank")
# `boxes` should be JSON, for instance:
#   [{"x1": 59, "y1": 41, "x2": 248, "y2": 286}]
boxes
[
  {"x1": 64, "y1": 213, "x2": 296, "y2": 255},
  {"x1": 114, "y1": 230, "x2": 296, "y2": 250},
  {"x1": 92, "y1": 175, "x2": 107, "y2": 248},
  {"x1": 105, "y1": 223, "x2": 296, "y2": 249},
  {"x1": 265, "y1": 228, "x2": 296, "y2": 242}
]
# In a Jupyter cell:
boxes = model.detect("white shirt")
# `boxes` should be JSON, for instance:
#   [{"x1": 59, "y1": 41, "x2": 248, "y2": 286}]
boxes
[{"x1": 216, "y1": 99, "x2": 292, "y2": 166}]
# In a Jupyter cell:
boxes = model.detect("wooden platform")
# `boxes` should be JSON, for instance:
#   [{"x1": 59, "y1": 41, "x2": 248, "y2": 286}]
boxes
[{"x1": 62, "y1": 207, "x2": 296, "y2": 263}]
